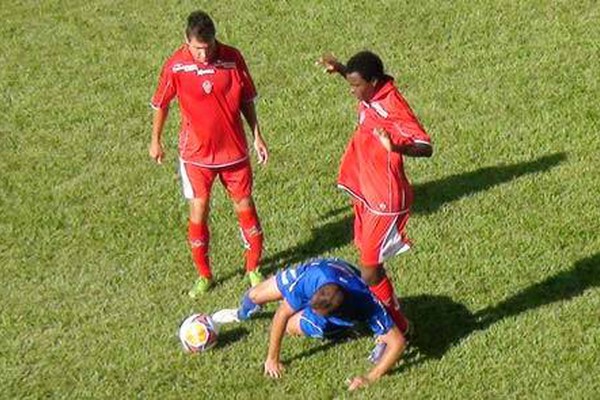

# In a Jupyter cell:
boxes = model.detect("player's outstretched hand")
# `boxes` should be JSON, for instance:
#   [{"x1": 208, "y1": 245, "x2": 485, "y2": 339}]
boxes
[
  {"x1": 149, "y1": 141, "x2": 165, "y2": 164},
  {"x1": 316, "y1": 52, "x2": 342, "y2": 74},
  {"x1": 253, "y1": 134, "x2": 269, "y2": 165},
  {"x1": 264, "y1": 358, "x2": 284, "y2": 379},
  {"x1": 374, "y1": 128, "x2": 393, "y2": 152},
  {"x1": 347, "y1": 375, "x2": 371, "y2": 391}
]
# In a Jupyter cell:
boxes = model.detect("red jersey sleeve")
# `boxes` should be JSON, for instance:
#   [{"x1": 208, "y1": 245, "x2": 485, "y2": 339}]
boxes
[
  {"x1": 150, "y1": 61, "x2": 177, "y2": 110},
  {"x1": 234, "y1": 51, "x2": 257, "y2": 102},
  {"x1": 387, "y1": 93, "x2": 431, "y2": 146}
]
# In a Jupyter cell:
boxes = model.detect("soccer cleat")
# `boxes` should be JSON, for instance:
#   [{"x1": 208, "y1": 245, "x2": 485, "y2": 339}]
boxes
[
  {"x1": 246, "y1": 269, "x2": 264, "y2": 287},
  {"x1": 212, "y1": 308, "x2": 241, "y2": 324},
  {"x1": 368, "y1": 341, "x2": 387, "y2": 364},
  {"x1": 237, "y1": 290, "x2": 262, "y2": 320},
  {"x1": 188, "y1": 277, "x2": 213, "y2": 298}
]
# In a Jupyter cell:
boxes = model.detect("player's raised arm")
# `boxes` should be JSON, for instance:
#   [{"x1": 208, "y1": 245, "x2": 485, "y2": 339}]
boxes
[
  {"x1": 264, "y1": 300, "x2": 295, "y2": 378},
  {"x1": 316, "y1": 53, "x2": 347, "y2": 77},
  {"x1": 347, "y1": 326, "x2": 406, "y2": 391}
]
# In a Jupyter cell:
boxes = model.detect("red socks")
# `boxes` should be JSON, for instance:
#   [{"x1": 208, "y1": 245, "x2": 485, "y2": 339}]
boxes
[
  {"x1": 237, "y1": 207, "x2": 263, "y2": 272},
  {"x1": 188, "y1": 221, "x2": 212, "y2": 279},
  {"x1": 369, "y1": 275, "x2": 409, "y2": 334}
]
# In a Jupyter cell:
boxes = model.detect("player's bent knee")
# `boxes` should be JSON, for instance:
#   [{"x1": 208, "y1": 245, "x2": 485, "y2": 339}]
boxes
[
  {"x1": 285, "y1": 314, "x2": 304, "y2": 336},
  {"x1": 249, "y1": 276, "x2": 281, "y2": 304},
  {"x1": 361, "y1": 265, "x2": 385, "y2": 286},
  {"x1": 189, "y1": 198, "x2": 210, "y2": 222},
  {"x1": 233, "y1": 196, "x2": 254, "y2": 210}
]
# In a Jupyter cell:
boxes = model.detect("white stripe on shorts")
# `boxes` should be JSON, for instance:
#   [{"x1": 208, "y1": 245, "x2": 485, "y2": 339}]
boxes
[
  {"x1": 179, "y1": 159, "x2": 195, "y2": 199},
  {"x1": 378, "y1": 216, "x2": 411, "y2": 263}
]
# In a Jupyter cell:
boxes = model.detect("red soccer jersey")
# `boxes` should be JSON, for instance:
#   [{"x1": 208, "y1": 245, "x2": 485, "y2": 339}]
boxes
[
  {"x1": 151, "y1": 42, "x2": 257, "y2": 167},
  {"x1": 338, "y1": 78, "x2": 431, "y2": 215}
]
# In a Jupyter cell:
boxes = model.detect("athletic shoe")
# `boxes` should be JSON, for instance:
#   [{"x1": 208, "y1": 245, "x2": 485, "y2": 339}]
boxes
[
  {"x1": 246, "y1": 269, "x2": 264, "y2": 287},
  {"x1": 368, "y1": 342, "x2": 387, "y2": 364},
  {"x1": 238, "y1": 290, "x2": 262, "y2": 320},
  {"x1": 212, "y1": 308, "x2": 240, "y2": 324},
  {"x1": 188, "y1": 277, "x2": 212, "y2": 298}
]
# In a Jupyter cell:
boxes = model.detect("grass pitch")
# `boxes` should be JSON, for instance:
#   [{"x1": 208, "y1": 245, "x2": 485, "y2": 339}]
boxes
[{"x1": 1, "y1": 0, "x2": 599, "y2": 398}]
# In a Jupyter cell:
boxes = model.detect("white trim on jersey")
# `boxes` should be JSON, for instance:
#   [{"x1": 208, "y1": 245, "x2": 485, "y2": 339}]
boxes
[
  {"x1": 414, "y1": 139, "x2": 432, "y2": 145},
  {"x1": 180, "y1": 156, "x2": 249, "y2": 169},
  {"x1": 151, "y1": 79, "x2": 174, "y2": 109},
  {"x1": 300, "y1": 316, "x2": 324, "y2": 337},
  {"x1": 370, "y1": 102, "x2": 389, "y2": 118},
  {"x1": 337, "y1": 184, "x2": 409, "y2": 216},
  {"x1": 378, "y1": 216, "x2": 411, "y2": 263},
  {"x1": 179, "y1": 158, "x2": 195, "y2": 199},
  {"x1": 288, "y1": 271, "x2": 306, "y2": 293}
]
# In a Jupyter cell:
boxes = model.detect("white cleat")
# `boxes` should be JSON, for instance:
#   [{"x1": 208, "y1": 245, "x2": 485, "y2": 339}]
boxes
[{"x1": 211, "y1": 308, "x2": 241, "y2": 324}]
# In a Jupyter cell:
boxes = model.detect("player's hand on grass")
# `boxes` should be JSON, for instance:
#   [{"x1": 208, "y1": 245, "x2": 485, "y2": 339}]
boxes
[
  {"x1": 374, "y1": 128, "x2": 393, "y2": 152},
  {"x1": 253, "y1": 134, "x2": 269, "y2": 165},
  {"x1": 347, "y1": 375, "x2": 371, "y2": 391},
  {"x1": 149, "y1": 141, "x2": 165, "y2": 164},
  {"x1": 316, "y1": 53, "x2": 343, "y2": 74},
  {"x1": 264, "y1": 358, "x2": 284, "y2": 378}
]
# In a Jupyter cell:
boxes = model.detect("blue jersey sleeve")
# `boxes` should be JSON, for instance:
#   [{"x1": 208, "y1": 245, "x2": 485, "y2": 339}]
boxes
[{"x1": 366, "y1": 300, "x2": 395, "y2": 336}]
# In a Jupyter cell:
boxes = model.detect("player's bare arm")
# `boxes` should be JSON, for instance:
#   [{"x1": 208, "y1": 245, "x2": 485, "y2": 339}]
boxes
[
  {"x1": 347, "y1": 326, "x2": 406, "y2": 391},
  {"x1": 264, "y1": 300, "x2": 295, "y2": 378},
  {"x1": 241, "y1": 100, "x2": 269, "y2": 164},
  {"x1": 374, "y1": 128, "x2": 433, "y2": 157},
  {"x1": 316, "y1": 53, "x2": 347, "y2": 76},
  {"x1": 150, "y1": 107, "x2": 170, "y2": 164}
]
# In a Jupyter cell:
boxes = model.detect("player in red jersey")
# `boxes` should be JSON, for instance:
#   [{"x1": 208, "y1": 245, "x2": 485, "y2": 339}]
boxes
[
  {"x1": 149, "y1": 10, "x2": 268, "y2": 297},
  {"x1": 317, "y1": 51, "x2": 433, "y2": 332}
]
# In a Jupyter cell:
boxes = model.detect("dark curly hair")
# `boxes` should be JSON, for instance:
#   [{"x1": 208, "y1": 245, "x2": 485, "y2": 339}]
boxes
[
  {"x1": 186, "y1": 10, "x2": 216, "y2": 42},
  {"x1": 346, "y1": 51, "x2": 385, "y2": 82}
]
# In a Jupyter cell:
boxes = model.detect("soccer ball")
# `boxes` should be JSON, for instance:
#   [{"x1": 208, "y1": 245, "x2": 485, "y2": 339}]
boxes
[{"x1": 178, "y1": 313, "x2": 219, "y2": 353}]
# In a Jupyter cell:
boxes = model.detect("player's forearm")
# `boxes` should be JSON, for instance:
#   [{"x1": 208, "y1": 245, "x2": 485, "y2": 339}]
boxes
[
  {"x1": 241, "y1": 101, "x2": 261, "y2": 138},
  {"x1": 266, "y1": 307, "x2": 290, "y2": 361},
  {"x1": 367, "y1": 330, "x2": 406, "y2": 382},
  {"x1": 393, "y1": 142, "x2": 433, "y2": 157},
  {"x1": 332, "y1": 61, "x2": 347, "y2": 77},
  {"x1": 152, "y1": 107, "x2": 169, "y2": 143}
]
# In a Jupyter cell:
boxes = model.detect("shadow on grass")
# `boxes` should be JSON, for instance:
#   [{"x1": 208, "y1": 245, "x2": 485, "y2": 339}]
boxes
[
  {"x1": 217, "y1": 326, "x2": 250, "y2": 350},
  {"x1": 224, "y1": 253, "x2": 599, "y2": 367},
  {"x1": 395, "y1": 252, "x2": 600, "y2": 372},
  {"x1": 257, "y1": 152, "x2": 566, "y2": 274}
]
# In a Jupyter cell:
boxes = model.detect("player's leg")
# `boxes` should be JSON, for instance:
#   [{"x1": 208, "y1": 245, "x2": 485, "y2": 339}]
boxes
[
  {"x1": 181, "y1": 160, "x2": 217, "y2": 297},
  {"x1": 284, "y1": 312, "x2": 305, "y2": 336},
  {"x1": 358, "y1": 210, "x2": 410, "y2": 334},
  {"x1": 286, "y1": 307, "x2": 351, "y2": 338},
  {"x1": 237, "y1": 276, "x2": 283, "y2": 320},
  {"x1": 220, "y1": 161, "x2": 264, "y2": 286}
]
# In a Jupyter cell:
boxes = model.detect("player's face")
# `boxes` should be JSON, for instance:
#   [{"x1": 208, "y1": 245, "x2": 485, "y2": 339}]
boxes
[
  {"x1": 345, "y1": 72, "x2": 378, "y2": 102},
  {"x1": 186, "y1": 36, "x2": 216, "y2": 63}
]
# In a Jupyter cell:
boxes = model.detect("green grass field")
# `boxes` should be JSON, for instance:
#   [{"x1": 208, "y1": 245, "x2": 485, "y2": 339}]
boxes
[{"x1": 2, "y1": 0, "x2": 599, "y2": 398}]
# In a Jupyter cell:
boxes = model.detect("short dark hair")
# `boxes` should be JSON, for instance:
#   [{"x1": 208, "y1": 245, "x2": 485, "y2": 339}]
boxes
[
  {"x1": 346, "y1": 51, "x2": 385, "y2": 82},
  {"x1": 310, "y1": 284, "x2": 344, "y2": 316},
  {"x1": 186, "y1": 10, "x2": 216, "y2": 42}
]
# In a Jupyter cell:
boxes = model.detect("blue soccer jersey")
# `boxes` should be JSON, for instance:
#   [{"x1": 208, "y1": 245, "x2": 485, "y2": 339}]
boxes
[{"x1": 275, "y1": 258, "x2": 394, "y2": 338}]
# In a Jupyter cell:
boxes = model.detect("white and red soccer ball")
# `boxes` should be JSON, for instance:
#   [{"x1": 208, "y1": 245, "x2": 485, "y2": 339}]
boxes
[{"x1": 178, "y1": 313, "x2": 219, "y2": 353}]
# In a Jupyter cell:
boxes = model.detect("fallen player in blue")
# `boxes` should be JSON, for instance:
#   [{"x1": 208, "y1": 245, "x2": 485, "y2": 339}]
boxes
[{"x1": 212, "y1": 258, "x2": 408, "y2": 391}]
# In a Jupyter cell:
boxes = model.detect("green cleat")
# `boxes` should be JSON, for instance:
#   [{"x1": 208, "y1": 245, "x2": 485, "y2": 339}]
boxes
[
  {"x1": 188, "y1": 277, "x2": 213, "y2": 298},
  {"x1": 246, "y1": 269, "x2": 264, "y2": 287}
]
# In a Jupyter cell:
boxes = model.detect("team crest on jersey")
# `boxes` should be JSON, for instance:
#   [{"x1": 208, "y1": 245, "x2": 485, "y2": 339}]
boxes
[{"x1": 202, "y1": 80, "x2": 213, "y2": 94}]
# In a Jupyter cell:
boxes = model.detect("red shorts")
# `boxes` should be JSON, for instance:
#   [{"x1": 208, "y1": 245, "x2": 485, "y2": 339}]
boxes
[
  {"x1": 353, "y1": 200, "x2": 411, "y2": 266},
  {"x1": 179, "y1": 159, "x2": 253, "y2": 201}
]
